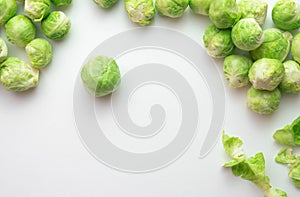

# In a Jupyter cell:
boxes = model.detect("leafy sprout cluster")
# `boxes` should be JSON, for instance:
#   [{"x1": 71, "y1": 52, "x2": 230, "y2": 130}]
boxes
[{"x1": 0, "y1": 0, "x2": 72, "y2": 92}]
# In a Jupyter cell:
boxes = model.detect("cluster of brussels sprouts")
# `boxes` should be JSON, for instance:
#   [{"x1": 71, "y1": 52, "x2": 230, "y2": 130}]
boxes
[
  {"x1": 0, "y1": 0, "x2": 71, "y2": 92},
  {"x1": 201, "y1": 0, "x2": 300, "y2": 115}
]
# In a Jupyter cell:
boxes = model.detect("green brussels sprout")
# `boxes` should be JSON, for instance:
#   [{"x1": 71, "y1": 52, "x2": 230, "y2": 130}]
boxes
[
  {"x1": 250, "y1": 28, "x2": 292, "y2": 62},
  {"x1": 237, "y1": 0, "x2": 268, "y2": 26},
  {"x1": 231, "y1": 18, "x2": 264, "y2": 51},
  {"x1": 125, "y1": 0, "x2": 155, "y2": 26},
  {"x1": 0, "y1": 38, "x2": 8, "y2": 63},
  {"x1": 189, "y1": 0, "x2": 212, "y2": 16},
  {"x1": 155, "y1": 0, "x2": 189, "y2": 18},
  {"x1": 0, "y1": 0, "x2": 17, "y2": 25},
  {"x1": 223, "y1": 54, "x2": 253, "y2": 88},
  {"x1": 81, "y1": 56, "x2": 121, "y2": 97},
  {"x1": 25, "y1": 38, "x2": 52, "y2": 68},
  {"x1": 248, "y1": 58, "x2": 285, "y2": 91},
  {"x1": 24, "y1": 0, "x2": 51, "y2": 22},
  {"x1": 247, "y1": 86, "x2": 281, "y2": 115},
  {"x1": 292, "y1": 32, "x2": 300, "y2": 64},
  {"x1": 209, "y1": 0, "x2": 240, "y2": 29},
  {"x1": 41, "y1": 11, "x2": 71, "y2": 40},
  {"x1": 0, "y1": 57, "x2": 39, "y2": 92},
  {"x1": 272, "y1": 0, "x2": 300, "y2": 31},
  {"x1": 279, "y1": 60, "x2": 300, "y2": 94},
  {"x1": 203, "y1": 24, "x2": 235, "y2": 58},
  {"x1": 94, "y1": 0, "x2": 118, "y2": 8},
  {"x1": 51, "y1": 0, "x2": 72, "y2": 6},
  {"x1": 5, "y1": 15, "x2": 36, "y2": 48}
]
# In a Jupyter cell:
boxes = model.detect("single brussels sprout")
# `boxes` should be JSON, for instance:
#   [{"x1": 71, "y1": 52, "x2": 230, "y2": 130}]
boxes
[
  {"x1": 155, "y1": 0, "x2": 189, "y2": 18},
  {"x1": 81, "y1": 56, "x2": 121, "y2": 97},
  {"x1": 203, "y1": 24, "x2": 235, "y2": 58},
  {"x1": 25, "y1": 38, "x2": 52, "y2": 68},
  {"x1": 247, "y1": 86, "x2": 281, "y2": 115},
  {"x1": 24, "y1": 0, "x2": 51, "y2": 22},
  {"x1": 237, "y1": 0, "x2": 268, "y2": 26},
  {"x1": 5, "y1": 15, "x2": 36, "y2": 48},
  {"x1": 209, "y1": 0, "x2": 240, "y2": 29},
  {"x1": 0, "y1": 57, "x2": 39, "y2": 92},
  {"x1": 125, "y1": 0, "x2": 155, "y2": 26},
  {"x1": 250, "y1": 28, "x2": 292, "y2": 62},
  {"x1": 189, "y1": 0, "x2": 212, "y2": 16},
  {"x1": 292, "y1": 32, "x2": 300, "y2": 64},
  {"x1": 94, "y1": 0, "x2": 118, "y2": 8},
  {"x1": 223, "y1": 54, "x2": 252, "y2": 88},
  {"x1": 279, "y1": 60, "x2": 300, "y2": 94},
  {"x1": 248, "y1": 58, "x2": 285, "y2": 91},
  {"x1": 0, "y1": 0, "x2": 17, "y2": 25},
  {"x1": 0, "y1": 38, "x2": 8, "y2": 63},
  {"x1": 272, "y1": 0, "x2": 300, "y2": 31},
  {"x1": 51, "y1": 0, "x2": 72, "y2": 6},
  {"x1": 231, "y1": 18, "x2": 264, "y2": 51},
  {"x1": 41, "y1": 11, "x2": 71, "y2": 40}
]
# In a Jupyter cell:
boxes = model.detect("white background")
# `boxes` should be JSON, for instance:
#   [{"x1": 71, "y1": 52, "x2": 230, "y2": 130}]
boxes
[{"x1": 0, "y1": 0, "x2": 300, "y2": 196}]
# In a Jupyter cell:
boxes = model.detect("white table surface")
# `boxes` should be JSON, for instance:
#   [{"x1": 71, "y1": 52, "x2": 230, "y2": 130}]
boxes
[{"x1": 0, "y1": 0, "x2": 300, "y2": 196}]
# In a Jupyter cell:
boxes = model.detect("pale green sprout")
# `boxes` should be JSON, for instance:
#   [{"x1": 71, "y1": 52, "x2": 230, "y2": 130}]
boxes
[
  {"x1": 247, "y1": 87, "x2": 281, "y2": 115},
  {"x1": 25, "y1": 38, "x2": 53, "y2": 69},
  {"x1": 203, "y1": 24, "x2": 235, "y2": 58},
  {"x1": 81, "y1": 56, "x2": 121, "y2": 97},
  {"x1": 272, "y1": 0, "x2": 300, "y2": 31},
  {"x1": 0, "y1": 0, "x2": 17, "y2": 25},
  {"x1": 237, "y1": 0, "x2": 268, "y2": 26},
  {"x1": 223, "y1": 54, "x2": 252, "y2": 88},
  {"x1": 0, "y1": 57, "x2": 39, "y2": 92},
  {"x1": 51, "y1": 0, "x2": 72, "y2": 6},
  {"x1": 222, "y1": 132, "x2": 287, "y2": 197},
  {"x1": 94, "y1": 0, "x2": 118, "y2": 8},
  {"x1": 291, "y1": 32, "x2": 300, "y2": 64},
  {"x1": 5, "y1": 15, "x2": 36, "y2": 48},
  {"x1": 189, "y1": 0, "x2": 212, "y2": 16},
  {"x1": 155, "y1": 0, "x2": 189, "y2": 18},
  {"x1": 0, "y1": 38, "x2": 8, "y2": 63},
  {"x1": 41, "y1": 11, "x2": 71, "y2": 40},
  {"x1": 209, "y1": 0, "x2": 240, "y2": 29},
  {"x1": 248, "y1": 58, "x2": 285, "y2": 91},
  {"x1": 231, "y1": 18, "x2": 264, "y2": 51},
  {"x1": 125, "y1": 0, "x2": 155, "y2": 26},
  {"x1": 279, "y1": 60, "x2": 300, "y2": 94},
  {"x1": 273, "y1": 116, "x2": 300, "y2": 146},
  {"x1": 24, "y1": 0, "x2": 51, "y2": 22},
  {"x1": 250, "y1": 28, "x2": 292, "y2": 62}
]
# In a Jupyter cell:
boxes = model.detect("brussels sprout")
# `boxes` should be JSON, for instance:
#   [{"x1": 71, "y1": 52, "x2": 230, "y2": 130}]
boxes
[
  {"x1": 51, "y1": 0, "x2": 72, "y2": 6},
  {"x1": 0, "y1": 38, "x2": 8, "y2": 63},
  {"x1": 41, "y1": 11, "x2": 71, "y2": 40},
  {"x1": 279, "y1": 60, "x2": 300, "y2": 94},
  {"x1": 5, "y1": 15, "x2": 36, "y2": 48},
  {"x1": 231, "y1": 18, "x2": 264, "y2": 51},
  {"x1": 24, "y1": 0, "x2": 51, "y2": 22},
  {"x1": 250, "y1": 28, "x2": 292, "y2": 62},
  {"x1": 125, "y1": 0, "x2": 155, "y2": 26},
  {"x1": 292, "y1": 32, "x2": 300, "y2": 64},
  {"x1": 237, "y1": 0, "x2": 268, "y2": 26},
  {"x1": 25, "y1": 38, "x2": 52, "y2": 68},
  {"x1": 247, "y1": 86, "x2": 281, "y2": 115},
  {"x1": 0, "y1": 0, "x2": 17, "y2": 25},
  {"x1": 0, "y1": 57, "x2": 39, "y2": 92},
  {"x1": 209, "y1": 0, "x2": 240, "y2": 29},
  {"x1": 94, "y1": 0, "x2": 118, "y2": 8},
  {"x1": 155, "y1": 0, "x2": 189, "y2": 18},
  {"x1": 81, "y1": 56, "x2": 121, "y2": 97},
  {"x1": 203, "y1": 24, "x2": 235, "y2": 58},
  {"x1": 272, "y1": 0, "x2": 300, "y2": 31},
  {"x1": 189, "y1": 0, "x2": 212, "y2": 16},
  {"x1": 248, "y1": 58, "x2": 285, "y2": 91},
  {"x1": 223, "y1": 55, "x2": 252, "y2": 88}
]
